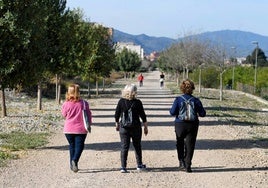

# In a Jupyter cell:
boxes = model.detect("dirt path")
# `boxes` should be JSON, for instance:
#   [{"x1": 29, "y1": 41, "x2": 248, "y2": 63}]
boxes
[{"x1": 0, "y1": 71, "x2": 267, "y2": 188}]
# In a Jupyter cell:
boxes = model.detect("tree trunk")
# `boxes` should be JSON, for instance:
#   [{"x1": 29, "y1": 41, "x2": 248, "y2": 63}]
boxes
[
  {"x1": 37, "y1": 83, "x2": 42, "y2": 110},
  {"x1": 102, "y1": 78, "x2": 105, "y2": 91},
  {"x1": 198, "y1": 68, "x2": 202, "y2": 93},
  {"x1": 182, "y1": 67, "x2": 186, "y2": 80},
  {"x1": 0, "y1": 88, "x2": 7, "y2": 117},
  {"x1": 95, "y1": 77, "x2": 99, "y2": 96},
  {"x1": 220, "y1": 72, "x2": 223, "y2": 101},
  {"x1": 55, "y1": 74, "x2": 58, "y2": 102},
  {"x1": 176, "y1": 70, "x2": 180, "y2": 87},
  {"x1": 87, "y1": 82, "x2": 91, "y2": 98},
  {"x1": 57, "y1": 76, "x2": 61, "y2": 104},
  {"x1": 186, "y1": 68, "x2": 189, "y2": 79}
]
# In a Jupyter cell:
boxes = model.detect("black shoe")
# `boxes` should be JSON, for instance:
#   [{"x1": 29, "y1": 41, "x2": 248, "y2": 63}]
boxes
[
  {"x1": 179, "y1": 161, "x2": 186, "y2": 170},
  {"x1": 186, "y1": 167, "x2": 192, "y2": 173},
  {"x1": 137, "y1": 164, "x2": 147, "y2": 171},
  {"x1": 120, "y1": 167, "x2": 127, "y2": 173}
]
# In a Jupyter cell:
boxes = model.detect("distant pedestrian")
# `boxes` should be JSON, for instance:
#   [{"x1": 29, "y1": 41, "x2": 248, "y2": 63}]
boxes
[
  {"x1": 169, "y1": 79, "x2": 206, "y2": 173},
  {"x1": 137, "y1": 73, "x2": 144, "y2": 87},
  {"x1": 61, "y1": 84, "x2": 92, "y2": 173},
  {"x1": 115, "y1": 84, "x2": 148, "y2": 173},
  {"x1": 160, "y1": 72, "x2": 165, "y2": 89}
]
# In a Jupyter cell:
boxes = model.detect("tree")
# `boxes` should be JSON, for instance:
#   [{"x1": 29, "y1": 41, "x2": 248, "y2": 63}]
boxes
[
  {"x1": 0, "y1": 0, "x2": 68, "y2": 116},
  {"x1": 252, "y1": 48, "x2": 267, "y2": 67},
  {"x1": 157, "y1": 35, "x2": 210, "y2": 86},
  {"x1": 158, "y1": 45, "x2": 184, "y2": 86},
  {"x1": 49, "y1": 8, "x2": 84, "y2": 103},
  {"x1": 244, "y1": 48, "x2": 268, "y2": 67},
  {"x1": 77, "y1": 23, "x2": 115, "y2": 97},
  {"x1": 0, "y1": 0, "x2": 32, "y2": 116},
  {"x1": 115, "y1": 48, "x2": 141, "y2": 78},
  {"x1": 18, "y1": 0, "x2": 67, "y2": 110}
]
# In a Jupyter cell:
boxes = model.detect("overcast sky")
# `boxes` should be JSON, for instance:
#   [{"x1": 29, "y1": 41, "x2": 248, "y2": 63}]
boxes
[{"x1": 66, "y1": 0, "x2": 268, "y2": 39}]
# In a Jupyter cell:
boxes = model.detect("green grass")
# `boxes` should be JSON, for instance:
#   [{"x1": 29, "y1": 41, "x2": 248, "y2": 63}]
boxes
[
  {"x1": 167, "y1": 81, "x2": 268, "y2": 140},
  {"x1": 0, "y1": 132, "x2": 49, "y2": 166}
]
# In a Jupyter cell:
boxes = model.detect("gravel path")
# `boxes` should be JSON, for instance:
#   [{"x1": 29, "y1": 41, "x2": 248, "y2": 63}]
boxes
[{"x1": 0, "y1": 71, "x2": 267, "y2": 188}]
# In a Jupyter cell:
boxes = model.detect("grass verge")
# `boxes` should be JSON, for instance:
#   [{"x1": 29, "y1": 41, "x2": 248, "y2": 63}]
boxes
[{"x1": 0, "y1": 132, "x2": 50, "y2": 167}]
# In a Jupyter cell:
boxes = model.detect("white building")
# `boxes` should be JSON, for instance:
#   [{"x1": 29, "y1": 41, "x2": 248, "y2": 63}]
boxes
[{"x1": 115, "y1": 42, "x2": 144, "y2": 60}]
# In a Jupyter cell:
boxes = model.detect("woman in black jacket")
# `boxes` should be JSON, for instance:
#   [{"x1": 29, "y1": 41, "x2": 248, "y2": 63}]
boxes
[
  {"x1": 170, "y1": 79, "x2": 206, "y2": 173},
  {"x1": 115, "y1": 84, "x2": 148, "y2": 173}
]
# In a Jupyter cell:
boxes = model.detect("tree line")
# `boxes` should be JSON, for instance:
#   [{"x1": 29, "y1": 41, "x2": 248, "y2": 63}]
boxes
[
  {"x1": 157, "y1": 35, "x2": 268, "y2": 100},
  {"x1": 2, "y1": 1, "x2": 266, "y2": 118},
  {"x1": 0, "y1": 0, "x2": 143, "y2": 117}
]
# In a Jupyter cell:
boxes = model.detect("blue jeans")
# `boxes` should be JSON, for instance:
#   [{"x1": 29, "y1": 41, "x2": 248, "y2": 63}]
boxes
[{"x1": 65, "y1": 134, "x2": 87, "y2": 167}]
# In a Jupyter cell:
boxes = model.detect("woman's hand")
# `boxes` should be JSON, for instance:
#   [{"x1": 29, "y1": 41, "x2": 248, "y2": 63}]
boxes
[
  {"x1": 143, "y1": 122, "x2": 148, "y2": 136},
  {"x1": 115, "y1": 122, "x2": 120, "y2": 131}
]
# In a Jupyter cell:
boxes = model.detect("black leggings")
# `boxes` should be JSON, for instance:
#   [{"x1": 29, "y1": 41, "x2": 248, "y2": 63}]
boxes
[{"x1": 119, "y1": 127, "x2": 142, "y2": 168}]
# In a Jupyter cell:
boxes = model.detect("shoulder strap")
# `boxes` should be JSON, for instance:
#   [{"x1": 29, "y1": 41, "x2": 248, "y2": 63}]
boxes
[
  {"x1": 188, "y1": 97, "x2": 194, "y2": 101},
  {"x1": 125, "y1": 100, "x2": 134, "y2": 110},
  {"x1": 180, "y1": 96, "x2": 194, "y2": 102},
  {"x1": 180, "y1": 96, "x2": 187, "y2": 101},
  {"x1": 82, "y1": 100, "x2": 86, "y2": 110}
]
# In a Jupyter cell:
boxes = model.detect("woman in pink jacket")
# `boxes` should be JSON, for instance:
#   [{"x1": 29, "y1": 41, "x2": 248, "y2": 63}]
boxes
[{"x1": 61, "y1": 84, "x2": 92, "y2": 173}]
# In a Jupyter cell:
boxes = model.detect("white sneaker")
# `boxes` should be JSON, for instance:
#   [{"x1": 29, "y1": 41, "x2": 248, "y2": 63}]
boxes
[
  {"x1": 137, "y1": 164, "x2": 146, "y2": 171},
  {"x1": 120, "y1": 167, "x2": 127, "y2": 173}
]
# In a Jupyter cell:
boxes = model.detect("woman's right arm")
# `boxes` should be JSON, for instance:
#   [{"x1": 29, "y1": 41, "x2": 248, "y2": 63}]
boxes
[
  {"x1": 115, "y1": 99, "x2": 122, "y2": 131},
  {"x1": 115, "y1": 99, "x2": 122, "y2": 123},
  {"x1": 61, "y1": 102, "x2": 67, "y2": 117},
  {"x1": 170, "y1": 98, "x2": 179, "y2": 116}
]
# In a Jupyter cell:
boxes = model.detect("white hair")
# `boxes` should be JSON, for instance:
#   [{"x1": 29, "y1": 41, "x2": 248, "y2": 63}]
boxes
[{"x1": 122, "y1": 84, "x2": 137, "y2": 100}]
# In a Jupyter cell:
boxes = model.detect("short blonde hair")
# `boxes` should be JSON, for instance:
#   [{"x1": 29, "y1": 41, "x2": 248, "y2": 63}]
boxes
[
  {"x1": 122, "y1": 84, "x2": 137, "y2": 100},
  {"x1": 66, "y1": 84, "x2": 80, "y2": 102},
  {"x1": 180, "y1": 79, "x2": 195, "y2": 95}
]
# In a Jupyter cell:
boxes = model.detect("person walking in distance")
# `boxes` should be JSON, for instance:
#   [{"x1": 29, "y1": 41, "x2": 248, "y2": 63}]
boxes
[
  {"x1": 169, "y1": 79, "x2": 206, "y2": 173},
  {"x1": 137, "y1": 73, "x2": 144, "y2": 87},
  {"x1": 160, "y1": 72, "x2": 165, "y2": 89},
  {"x1": 115, "y1": 84, "x2": 148, "y2": 173},
  {"x1": 61, "y1": 84, "x2": 92, "y2": 173}
]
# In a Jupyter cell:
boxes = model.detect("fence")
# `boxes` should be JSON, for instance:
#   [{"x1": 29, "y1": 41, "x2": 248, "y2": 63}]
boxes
[{"x1": 237, "y1": 83, "x2": 268, "y2": 99}]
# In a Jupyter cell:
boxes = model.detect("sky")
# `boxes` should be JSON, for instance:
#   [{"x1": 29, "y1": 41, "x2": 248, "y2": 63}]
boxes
[{"x1": 66, "y1": 0, "x2": 268, "y2": 39}]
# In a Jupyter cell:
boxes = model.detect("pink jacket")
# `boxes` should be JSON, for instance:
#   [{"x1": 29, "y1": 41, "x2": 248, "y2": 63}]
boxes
[{"x1": 61, "y1": 99, "x2": 92, "y2": 134}]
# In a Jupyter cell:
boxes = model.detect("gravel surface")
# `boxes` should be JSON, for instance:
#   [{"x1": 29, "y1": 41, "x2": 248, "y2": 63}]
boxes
[{"x1": 0, "y1": 70, "x2": 267, "y2": 188}]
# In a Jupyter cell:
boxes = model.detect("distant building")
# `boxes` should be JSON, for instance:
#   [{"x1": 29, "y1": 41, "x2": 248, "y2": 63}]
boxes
[
  {"x1": 115, "y1": 42, "x2": 144, "y2": 60},
  {"x1": 225, "y1": 57, "x2": 246, "y2": 65},
  {"x1": 236, "y1": 57, "x2": 246, "y2": 64},
  {"x1": 146, "y1": 51, "x2": 160, "y2": 62}
]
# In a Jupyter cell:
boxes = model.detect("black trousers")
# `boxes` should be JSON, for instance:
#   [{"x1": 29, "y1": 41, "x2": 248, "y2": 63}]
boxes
[
  {"x1": 175, "y1": 121, "x2": 199, "y2": 168},
  {"x1": 119, "y1": 126, "x2": 142, "y2": 168}
]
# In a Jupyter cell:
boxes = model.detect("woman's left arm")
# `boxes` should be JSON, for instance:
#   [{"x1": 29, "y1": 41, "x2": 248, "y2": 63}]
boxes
[
  {"x1": 86, "y1": 101, "x2": 92, "y2": 124},
  {"x1": 138, "y1": 100, "x2": 147, "y2": 123},
  {"x1": 196, "y1": 99, "x2": 206, "y2": 117}
]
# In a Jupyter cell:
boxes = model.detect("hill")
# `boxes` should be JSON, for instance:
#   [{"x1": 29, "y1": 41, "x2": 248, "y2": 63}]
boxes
[
  {"x1": 113, "y1": 30, "x2": 176, "y2": 54},
  {"x1": 113, "y1": 29, "x2": 268, "y2": 57}
]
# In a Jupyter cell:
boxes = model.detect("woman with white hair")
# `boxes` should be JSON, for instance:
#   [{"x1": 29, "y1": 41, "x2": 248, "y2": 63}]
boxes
[{"x1": 115, "y1": 84, "x2": 148, "y2": 173}]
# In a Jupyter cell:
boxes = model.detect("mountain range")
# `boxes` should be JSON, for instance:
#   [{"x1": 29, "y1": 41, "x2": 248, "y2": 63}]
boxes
[{"x1": 113, "y1": 29, "x2": 268, "y2": 57}]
